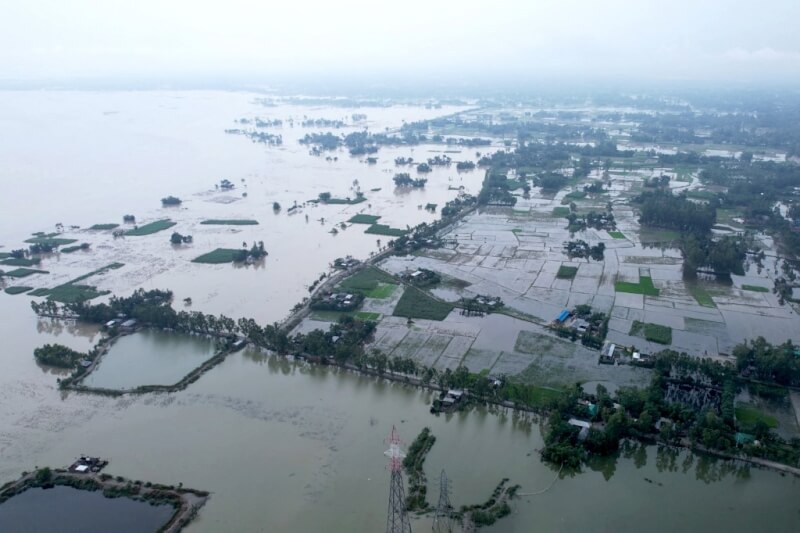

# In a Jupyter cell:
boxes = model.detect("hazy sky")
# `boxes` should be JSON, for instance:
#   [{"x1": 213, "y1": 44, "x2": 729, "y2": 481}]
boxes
[{"x1": 1, "y1": 0, "x2": 799, "y2": 86}]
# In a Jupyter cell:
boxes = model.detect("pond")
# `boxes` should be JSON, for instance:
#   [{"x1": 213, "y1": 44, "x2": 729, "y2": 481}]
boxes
[
  {"x1": 0, "y1": 486, "x2": 174, "y2": 533},
  {"x1": 82, "y1": 330, "x2": 216, "y2": 390}
]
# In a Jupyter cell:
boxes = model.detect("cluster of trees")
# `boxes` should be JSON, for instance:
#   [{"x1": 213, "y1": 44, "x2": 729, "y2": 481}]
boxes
[
  {"x1": 393, "y1": 173, "x2": 427, "y2": 188},
  {"x1": 637, "y1": 190, "x2": 716, "y2": 233},
  {"x1": 535, "y1": 172, "x2": 568, "y2": 192},
  {"x1": 734, "y1": 337, "x2": 799, "y2": 386},
  {"x1": 170, "y1": 232, "x2": 192, "y2": 245},
  {"x1": 34, "y1": 343, "x2": 86, "y2": 368},
  {"x1": 427, "y1": 155, "x2": 451, "y2": 166},
  {"x1": 566, "y1": 210, "x2": 615, "y2": 232},
  {"x1": 477, "y1": 170, "x2": 517, "y2": 206},
  {"x1": 456, "y1": 161, "x2": 476, "y2": 171},
  {"x1": 563, "y1": 240, "x2": 605, "y2": 261},
  {"x1": 299, "y1": 132, "x2": 342, "y2": 151},
  {"x1": 234, "y1": 241, "x2": 267, "y2": 262},
  {"x1": 394, "y1": 156, "x2": 414, "y2": 166},
  {"x1": 161, "y1": 196, "x2": 182, "y2": 206},
  {"x1": 681, "y1": 234, "x2": 746, "y2": 277}
]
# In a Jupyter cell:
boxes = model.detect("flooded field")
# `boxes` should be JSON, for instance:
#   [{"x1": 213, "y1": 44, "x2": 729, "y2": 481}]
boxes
[
  {"x1": 0, "y1": 485, "x2": 175, "y2": 533},
  {"x1": 1, "y1": 91, "x2": 799, "y2": 531},
  {"x1": 83, "y1": 330, "x2": 216, "y2": 390}
]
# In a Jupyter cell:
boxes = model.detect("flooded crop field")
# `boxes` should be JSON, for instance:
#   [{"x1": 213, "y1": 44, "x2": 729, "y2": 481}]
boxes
[{"x1": 1, "y1": 91, "x2": 800, "y2": 531}]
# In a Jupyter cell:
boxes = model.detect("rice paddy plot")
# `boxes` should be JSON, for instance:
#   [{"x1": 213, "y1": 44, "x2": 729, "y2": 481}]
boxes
[
  {"x1": 125, "y1": 219, "x2": 176, "y2": 236},
  {"x1": 364, "y1": 224, "x2": 408, "y2": 237},
  {"x1": 4, "y1": 286, "x2": 33, "y2": 295},
  {"x1": 348, "y1": 214, "x2": 382, "y2": 225},
  {"x1": 608, "y1": 231, "x2": 626, "y2": 239},
  {"x1": 735, "y1": 404, "x2": 778, "y2": 429},
  {"x1": 392, "y1": 286, "x2": 453, "y2": 321},
  {"x1": 4, "y1": 268, "x2": 49, "y2": 278},
  {"x1": 629, "y1": 320, "x2": 672, "y2": 344},
  {"x1": 742, "y1": 284, "x2": 769, "y2": 293},
  {"x1": 89, "y1": 223, "x2": 119, "y2": 230},
  {"x1": 615, "y1": 275, "x2": 660, "y2": 296},
  {"x1": 556, "y1": 265, "x2": 578, "y2": 279},
  {"x1": 200, "y1": 219, "x2": 259, "y2": 225},
  {"x1": 688, "y1": 284, "x2": 716, "y2": 307},
  {"x1": 192, "y1": 248, "x2": 242, "y2": 264}
]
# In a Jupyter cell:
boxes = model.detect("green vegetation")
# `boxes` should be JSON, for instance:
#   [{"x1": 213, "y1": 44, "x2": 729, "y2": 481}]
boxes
[
  {"x1": 28, "y1": 288, "x2": 51, "y2": 296},
  {"x1": 24, "y1": 237, "x2": 77, "y2": 247},
  {"x1": 161, "y1": 195, "x2": 182, "y2": 206},
  {"x1": 61, "y1": 243, "x2": 90, "y2": 253},
  {"x1": 608, "y1": 230, "x2": 625, "y2": 239},
  {"x1": 552, "y1": 207, "x2": 570, "y2": 217},
  {"x1": 688, "y1": 284, "x2": 716, "y2": 307},
  {"x1": 1, "y1": 257, "x2": 40, "y2": 267},
  {"x1": 392, "y1": 286, "x2": 453, "y2": 321},
  {"x1": 742, "y1": 284, "x2": 770, "y2": 293},
  {"x1": 364, "y1": 224, "x2": 408, "y2": 237},
  {"x1": 89, "y1": 223, "x2": 119, "y2": 230},
  {"x1": 125, "y1": 219, "x2": 176, "y2": 236},
  {"x1": 355, "y1": 311, "x2": 381, "y2": 321},
  {"x1": 735, "y1": 404, "x2": 778, "y2": 429},
  {"x1": 5, "y1": 286, "x2": 33, "y2": 295},
  {"x1": 339, "y1": 267, "x2": 396, "y2": 294},
  {"x1": 615, "y1": 275, "x2": 660, "y2": 296},
  {"x1": 562, "y1": 190, "x2": 587, "y2": 203},
  {"x1": 348, "y1": 214, "x2": 382, "y2": 225},
  {"x1": 629, "y1": 320, "x2": 673, "y2": 344},
  {"x1": 403, "y1": 427, "x2": 436, "y2": 511},
  {"x1": 34, "y1": 343, "x2": 86, "y2": 368},
  {"x1": 556, "y1": 265, "x2": 578, "y2": 279},
  {"x1": 4, "y1": 268, "x2": 48, "y2": 278},
  {"x1": 200, "y1": 219, "x2": 259, "y2": 225},
  {"x1": 35, "y1": 263, "x2": 124, "y2": 303},
  {"x1": 192, "y1": 248, "x2": 242, "y2": 264}
]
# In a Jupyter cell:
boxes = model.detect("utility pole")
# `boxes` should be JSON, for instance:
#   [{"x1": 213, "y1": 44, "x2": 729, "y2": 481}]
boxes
[
  {"x1": 432, "y1": 469, "x2": 453, "y2": 532},
  {"x1": 384, "y1": 426, "x2": 412, "y2": 533}
]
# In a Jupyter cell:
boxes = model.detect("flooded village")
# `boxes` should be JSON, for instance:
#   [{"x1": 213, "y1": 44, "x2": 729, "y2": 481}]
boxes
[{"x1": 1, "y1": 90, "x2": 800, "y2": 532}]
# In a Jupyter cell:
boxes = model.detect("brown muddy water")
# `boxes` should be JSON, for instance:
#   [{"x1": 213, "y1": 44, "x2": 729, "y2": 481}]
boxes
[{"x1": 0, "y1": 92, "x2": 798, "y2": 532}]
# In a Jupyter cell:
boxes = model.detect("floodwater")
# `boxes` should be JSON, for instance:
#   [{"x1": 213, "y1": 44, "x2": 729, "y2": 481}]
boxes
[
  {"x1": 0, "y1": 485, "x2": 175, "y2": 533},
  {"x1": 83, "y1": 330, "x2": 216, "y2": 389},
  {"x1": 0, "y1": 92, "x2": 798, "y2": 532}
]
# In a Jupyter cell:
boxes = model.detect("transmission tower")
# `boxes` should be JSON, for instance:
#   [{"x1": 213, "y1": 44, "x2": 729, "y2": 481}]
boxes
[
  {"x1": 432, "y1": 469, "x2": 453, "y2": 532},
  {"x1": 384, "y1": 426, "x2": 412, "y2": 533}
]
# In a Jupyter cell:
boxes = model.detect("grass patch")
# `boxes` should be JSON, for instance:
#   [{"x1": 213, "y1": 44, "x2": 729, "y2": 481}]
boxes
[
  {"x1": 630, "y1": 320, "x2": 672, "y2": 344},
  {"x1": 552, "y1": 207, "x2": 570, "y2": 217},
  {"x1": 688, "y1": 284, "x2": 716, "y2": 307},
  {"x1": 615, "y1": 276, "x2": 660, "y2": 296},
  {"x1": 192, "y1": 248, "x2": 241, "y2": 264},
  {"x1": 506, "y1": 178, "x2": 525, "y2": 190},
  {"x1": 339, "y1": 267, "x2": 396, "y2": 292},
  {"x1": 364, "y1": 224, "x2": 408, "y2": 237},
  {"x1": 742, "y1": 284, "x2": 769, "y2": 293},
  {"x1": 89, "y1": 223, "x2": 119, "y2": 230},
  {"x1": 23, "y1": 237, "x2": 77, "y2": 247},
  {"x1": 0, "y1": 253, "x2": 10, "y2": 259},
  {"x1": 608, "y1": 230, "x2": 626, "y2": 239},
  {"x1": 200, "y1": 219, "x2": 259, "y2": 225},
  {"x1": 5, "y1": 286, "x2": 33, "y2": 295},
  {"x1": 348, "y1": 214, "x2": 382, "y2": 225},
  {"x1": 392, "y1": 286, "x2": 453, "y2": 321},
  {"x1": 1, "y1": 257, "x2": 41, "y2": 267},
  {"x1": 125, "y1": 219, "x2": 176, "y2": 236},
  {"x1": 556, "y1": 265, "x2": 578, "y2": 279},
  {"x1": 4, "y1": 268, "x2": 49, "y2": 278},
  {"x1": 355, "y1": 311, "x2": 381, "y2": 321},
  {"x1": 735, "y1": 404, "x2": 778, "y2": 429}
]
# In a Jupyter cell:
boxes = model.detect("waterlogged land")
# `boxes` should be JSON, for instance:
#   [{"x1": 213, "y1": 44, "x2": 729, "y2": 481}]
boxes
[{"x1": 1, "y1": 91, "x2": 800, "y2": 531}]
